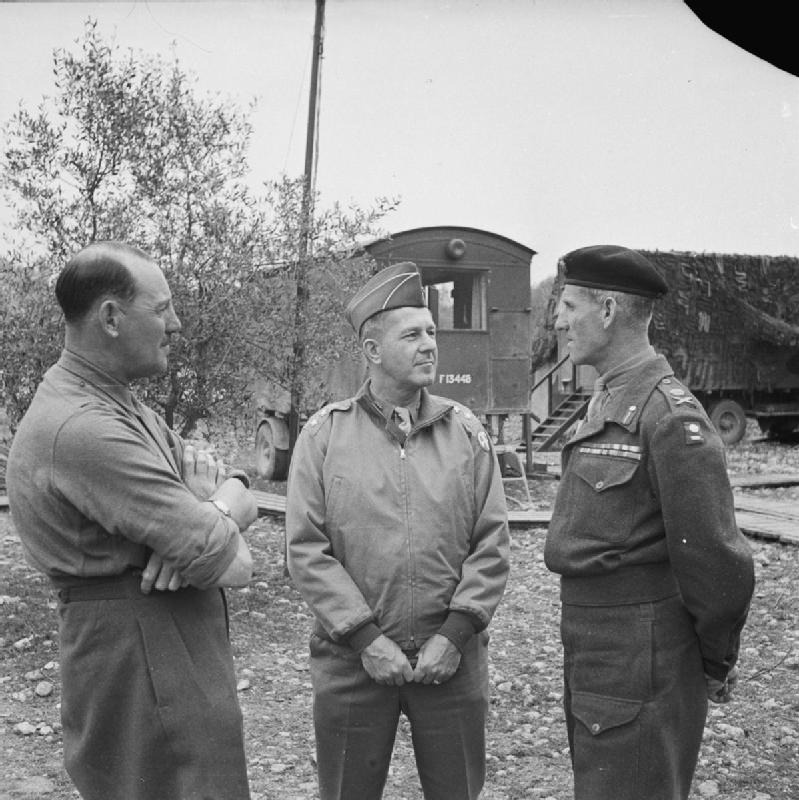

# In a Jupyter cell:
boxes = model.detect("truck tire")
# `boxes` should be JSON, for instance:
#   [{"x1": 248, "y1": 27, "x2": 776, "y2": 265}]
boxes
[
  {"x1": 255, "y1": 418, "x2": 290, "y2": 481},
  {"x1": 708, "y1": 399, "x2": 747, "y2": 445}
]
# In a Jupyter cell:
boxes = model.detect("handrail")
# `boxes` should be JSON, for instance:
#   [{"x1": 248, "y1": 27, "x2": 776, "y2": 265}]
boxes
[
  {"x1": 531, "y1": 353, "x2": 581, "y2": 417},
  {"x1": 530, "y1": 353, "x2": 572, "y2": 394}
]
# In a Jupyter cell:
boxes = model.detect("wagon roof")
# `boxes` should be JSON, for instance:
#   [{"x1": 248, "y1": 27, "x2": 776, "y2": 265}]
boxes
[{"x1": 363, "y1": 226, "x2": 537, "y2": 260}]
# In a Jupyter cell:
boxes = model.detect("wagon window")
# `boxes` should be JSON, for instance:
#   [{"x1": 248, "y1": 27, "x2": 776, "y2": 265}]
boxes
[{"x1": 425, "y1": 271, "x2": 486, "y2": 330}]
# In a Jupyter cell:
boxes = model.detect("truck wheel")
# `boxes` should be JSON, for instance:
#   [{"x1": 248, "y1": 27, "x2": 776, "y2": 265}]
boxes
[
  {"x1": 708, "y1": 400, "x2": 747, "y2": 445},
  {"x1": 255, "y1": 418, "x2": 290, "y2": 481}
]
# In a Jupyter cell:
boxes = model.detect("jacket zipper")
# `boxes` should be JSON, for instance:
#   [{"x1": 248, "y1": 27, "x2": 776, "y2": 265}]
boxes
[
  {"x1": 399, "y1": 437, "x2": 415, "y2": 647},
  {"x1": 400, "y1": 407, "x2": 452, "y2": 649}
]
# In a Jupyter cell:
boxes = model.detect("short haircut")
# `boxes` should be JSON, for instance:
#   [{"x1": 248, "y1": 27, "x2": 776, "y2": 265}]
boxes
[
  {"x1": 585, "y1": 287, "x2": 654, "y2": 326},
  {"x1": 359, "y1": 312, "x2": 386, "y2": 344},
  {"x1": 55, "y1": 242, "x2": 147, "y2": 323}
]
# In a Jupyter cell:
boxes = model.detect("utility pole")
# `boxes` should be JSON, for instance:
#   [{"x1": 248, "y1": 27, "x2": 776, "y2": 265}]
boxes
[
  {"x1": 288, "y1": 0, "x2": 325, "y2": 449},
  {"x1": 301, "y1": 0, "x2": 325, "y2": 256}
]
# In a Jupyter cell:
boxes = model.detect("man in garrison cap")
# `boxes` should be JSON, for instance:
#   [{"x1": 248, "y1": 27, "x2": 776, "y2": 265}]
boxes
[
  {"x1": 544, "y1": 245, "x2": 754, "y2": 800},
  {"x1": 286, "y1": 261, "x2": 510, "y2": 800}
]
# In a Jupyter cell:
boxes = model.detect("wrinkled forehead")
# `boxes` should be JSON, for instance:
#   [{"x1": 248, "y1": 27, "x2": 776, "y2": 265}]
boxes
[
  {"x1": 382, "y1": 304, "x2": 435, "y2": 329},
  {"x1": 558, "y1": 284, "x2": 599, "y2": 307}
]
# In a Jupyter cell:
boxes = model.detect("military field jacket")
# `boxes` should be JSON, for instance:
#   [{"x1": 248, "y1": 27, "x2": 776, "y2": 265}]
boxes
[
  {"x1": 286, "y1": 382, "x2": 510, "y2": 653},
  {"x1": 545, "y1": 355, "x2": 755, "y2": 680}
]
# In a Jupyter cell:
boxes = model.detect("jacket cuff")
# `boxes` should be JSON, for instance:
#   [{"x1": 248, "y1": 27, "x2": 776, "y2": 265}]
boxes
[
  {"x1": 702, "y1": 658, "x2": 733, "y2": 682},
  {"x1": 437, "y1": 611, "x2": 480, "y2": 653},
  {"x1": 345, "y1": 621, "x2": 382, "y2": 652}
]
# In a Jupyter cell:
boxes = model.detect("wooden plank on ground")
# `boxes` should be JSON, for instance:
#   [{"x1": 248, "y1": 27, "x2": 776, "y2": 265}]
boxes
[
  {"x1": 252, "y1": 488, "x2": 799, "y2": 544},
  {"x1": 507, "y1": 508, "x2": 550, "y2": 526},
  {"x1": 3, "y1": 487, "x2": 797, "y2": 544},
  {"x1": 729, "y1": 473, "x2": 799, "y2": 489},
  {"x1": 252, "y1": 489, "x2": 286, "y2": 516},
  {"x1": 732, "y1": 496, "x2": 799, "y2": 545},
  {"x1": 735, "y1": 513, "x2": 799, "y2": 544},
  {"x1": 733, "y1": 495, "x2": 799, "y2": 519}
]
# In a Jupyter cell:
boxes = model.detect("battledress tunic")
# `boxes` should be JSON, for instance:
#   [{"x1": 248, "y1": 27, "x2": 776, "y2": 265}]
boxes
[{"x1": 545, "y1": 353, "x2": 754, "y2": 800}]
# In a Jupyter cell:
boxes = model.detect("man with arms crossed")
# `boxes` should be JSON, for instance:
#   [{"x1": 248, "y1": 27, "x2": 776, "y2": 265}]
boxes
[
  {"x1": 545, "y1": 245, "x2": 755, "y2": 800},
  {"x1": 286, "y1": 261, "x2": 510, "y2": 800},
  {"x1": 7, "y1": 241, "x2": 257, "y2": 800}
]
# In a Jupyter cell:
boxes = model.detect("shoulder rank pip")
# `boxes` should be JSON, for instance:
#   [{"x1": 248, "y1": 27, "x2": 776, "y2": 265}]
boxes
[
  {"x1": 657, "y1": 376, "x2": 700, "y2": 411},
  {"x1": 305, "y1": 398, "x2": 353, "y2": 435}
]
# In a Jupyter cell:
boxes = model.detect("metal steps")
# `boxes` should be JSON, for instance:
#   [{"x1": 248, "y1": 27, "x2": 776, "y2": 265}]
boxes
[{"x1": 528, "y1": 392, "x2": 590, "y2": 452}]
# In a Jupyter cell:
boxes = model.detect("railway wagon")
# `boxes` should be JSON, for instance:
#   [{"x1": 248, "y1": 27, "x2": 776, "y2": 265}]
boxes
[{"x1": 254, "y1": 226, "x2": 537, "y2": 479}]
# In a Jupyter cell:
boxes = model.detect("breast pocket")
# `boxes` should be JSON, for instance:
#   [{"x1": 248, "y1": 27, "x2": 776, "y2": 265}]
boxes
[{"x1": 569, "y1": 455, "x2": 640, "y2": 542}]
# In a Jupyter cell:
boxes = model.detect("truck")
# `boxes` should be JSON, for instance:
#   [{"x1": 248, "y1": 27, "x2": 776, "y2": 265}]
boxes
[{"x1": 529, "y1": 249, "x2": 799, "y2": 453}]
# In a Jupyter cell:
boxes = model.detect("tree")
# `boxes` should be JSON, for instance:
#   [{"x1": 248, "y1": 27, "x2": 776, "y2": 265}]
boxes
[
  {"x1": 530, "y1": 275, "x2": 558, "y2": 371},
  {"x1": 0, "y1": 19, "x2": 393, "y2": 437},
  {"x1": 0, "y1": 253, "x2": 63, "y2": 428}
]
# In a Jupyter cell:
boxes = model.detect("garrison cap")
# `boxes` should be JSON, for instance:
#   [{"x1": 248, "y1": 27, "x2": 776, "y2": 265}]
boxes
[
  {"x1": 561, "y1": 245, "x2": 668, "y2": 298},
  {"x1": 345, "y1": 261, "x2": 426, "y2": 333}
]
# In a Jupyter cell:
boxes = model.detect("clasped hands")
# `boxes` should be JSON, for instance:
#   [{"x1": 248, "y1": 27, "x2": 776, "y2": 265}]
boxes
[
  {"x1": 140, "y1": 443, "x2": 256, "y2": 594},
  {"x1": 705, "y1": 666, "x2": 739, "y2": 704},
  {"x1": 360, "y1": 633, "x2": 462, "y2": 686}
]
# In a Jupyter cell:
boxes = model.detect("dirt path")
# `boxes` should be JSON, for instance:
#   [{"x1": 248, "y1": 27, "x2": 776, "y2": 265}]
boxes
[{"x1": 2, "y1": 506, "x2": 798, "y2": 799}]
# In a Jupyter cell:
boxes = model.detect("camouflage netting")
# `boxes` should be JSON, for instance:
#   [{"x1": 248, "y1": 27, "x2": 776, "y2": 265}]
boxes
[
  {"x1": 734, "y1": 298, "x2": 799, "y2": 348},
  {"x1": 533, "y1": 250, "x2": 799, "y2": 391},
  {"x1": 645, "y1": 250, "x2": 799, "y2": 332}
]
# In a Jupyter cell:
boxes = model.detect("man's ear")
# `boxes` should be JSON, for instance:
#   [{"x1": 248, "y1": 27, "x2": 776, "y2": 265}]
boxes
[
  {"x1": 601, "y1": 296, "x2": 618, "y2": 330},
  {"x1": 362, "y1": 337, "x2": 381, "y2": 366},
  {"x1": 97, "y1": 298, "x2": 123, "y2": 338}
]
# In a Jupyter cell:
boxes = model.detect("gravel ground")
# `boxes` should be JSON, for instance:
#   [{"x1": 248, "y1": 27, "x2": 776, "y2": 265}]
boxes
[{"x1": 1, "y1": 421, "x2": 798, "y2": 799}]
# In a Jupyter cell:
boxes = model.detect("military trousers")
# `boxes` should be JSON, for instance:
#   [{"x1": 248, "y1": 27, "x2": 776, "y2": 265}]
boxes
[
  {"x1": 309, "y1": 631, "x2": 489, "y2": 800},
  {"x1": 560, "y1": 593, "x2": 708, "y2": 800},
  {"x1": 57, "y1": 574, "x2": 250, "y2": 800}
]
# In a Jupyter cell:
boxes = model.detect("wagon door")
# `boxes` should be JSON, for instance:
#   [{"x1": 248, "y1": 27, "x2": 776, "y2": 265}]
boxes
[
  {"x1": 424, "y1": 269, "x2": 490, "y2": 409},
  {"x1": 485, "y1": 263, "x2": 532, "y2": 413}
]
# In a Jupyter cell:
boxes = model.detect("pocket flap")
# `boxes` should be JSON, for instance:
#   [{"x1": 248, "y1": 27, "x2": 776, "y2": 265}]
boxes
[
  {"x1": 572, "y1": 456, "x2": 638, "y2": 493},
  {"x1": 571, "y1": 691, "x2": 642, "y2": 736}
]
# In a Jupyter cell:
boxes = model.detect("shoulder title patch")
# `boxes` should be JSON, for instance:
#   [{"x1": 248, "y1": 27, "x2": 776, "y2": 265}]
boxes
[{"x1": 683, "y1": 421, "x2": 705, "y2": 445}]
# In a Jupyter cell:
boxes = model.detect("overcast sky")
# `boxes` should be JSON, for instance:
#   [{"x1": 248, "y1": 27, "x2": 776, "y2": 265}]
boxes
[{"x1": 1, "y1": 0, "x2": 797, "y2": 283}]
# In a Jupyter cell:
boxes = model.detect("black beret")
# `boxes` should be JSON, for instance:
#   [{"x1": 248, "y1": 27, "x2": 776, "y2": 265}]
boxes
[
  {"x1": 345, "y1": 261, "x2": 426, "y2": 333},
  {"x1": 561, "y1": 245, "x2": 668, "y2": 298}
]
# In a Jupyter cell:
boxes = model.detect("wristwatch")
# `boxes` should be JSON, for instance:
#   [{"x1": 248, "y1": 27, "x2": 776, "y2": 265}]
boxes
[{"x1": 208, "y1": 498, "x2": 233, "y2": 518}]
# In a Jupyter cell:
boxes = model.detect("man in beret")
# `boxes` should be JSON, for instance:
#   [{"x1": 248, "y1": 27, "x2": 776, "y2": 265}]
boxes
[
  {"x1": 286, "y1": 261, "x2": 510, "y2": 800},
  {"x1": 7, "y1": 242, "x2": 257, "y2": 800},
  {"x1": 545, "y1": 244, "x2": 755, "y2": 799}
]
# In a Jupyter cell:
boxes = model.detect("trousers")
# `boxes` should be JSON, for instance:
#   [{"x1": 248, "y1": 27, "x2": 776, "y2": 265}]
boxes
[
  {"x1": 57, "y1": 574, "x2": 250, "y2": 800},
  {"x1": 310, "y1": 631, "x2": 489, "y2": 800},
  {"x1": 561, "y1": 594, "x2": 708, "y2": 800}
]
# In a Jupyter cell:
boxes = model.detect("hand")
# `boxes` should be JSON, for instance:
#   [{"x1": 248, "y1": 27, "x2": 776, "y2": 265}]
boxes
[
  {"x1": 140, "y1": 551, "x2": 189, "y2": 594},
  {"x1": 412, "y1": 633, "x2": 462, "y2": 685},
  {"x1": 706, "y1": 666, "x2": 739, "y2": 704},
  {"x1": 360, "y1": 635, "x2": 414, "y2": 686},
  {"x1": 182, "y1": 444, "x2": 227, "y2": 500},
  {"x1": 212, "y1": 478, "x2": 258, "y2": 532}
]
